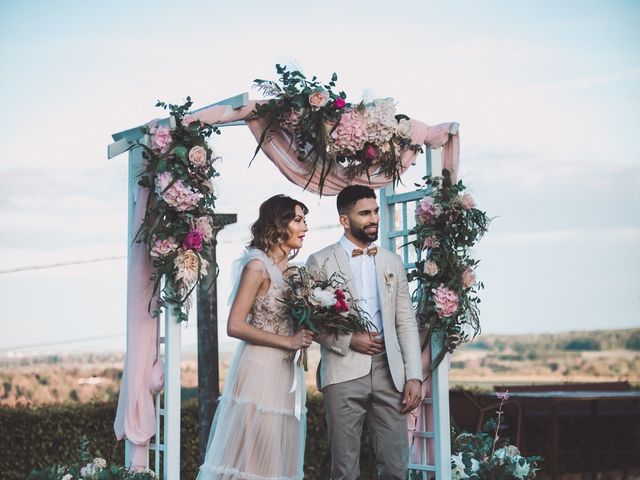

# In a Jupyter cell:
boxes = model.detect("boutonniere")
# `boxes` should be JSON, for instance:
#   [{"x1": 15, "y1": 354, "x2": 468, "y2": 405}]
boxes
[{"x1": 383, "y1": 271, "x2": 394, "y2": 292}]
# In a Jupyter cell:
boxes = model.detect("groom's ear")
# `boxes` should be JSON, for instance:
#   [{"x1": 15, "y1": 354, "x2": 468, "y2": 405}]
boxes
[{"x1": 339, "y1": 214, "x2": 350, "y2": 229}]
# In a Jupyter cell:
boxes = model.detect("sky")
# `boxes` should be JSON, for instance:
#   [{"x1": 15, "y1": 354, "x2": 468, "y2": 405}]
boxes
[{"x1": 0, "y1": 0, "x2": 638, "y2": 355}]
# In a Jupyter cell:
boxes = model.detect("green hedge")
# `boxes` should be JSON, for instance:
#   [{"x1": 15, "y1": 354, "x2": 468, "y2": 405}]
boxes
[{"x1": 1, "y1": 395, "x2": 376, "y2": 480}]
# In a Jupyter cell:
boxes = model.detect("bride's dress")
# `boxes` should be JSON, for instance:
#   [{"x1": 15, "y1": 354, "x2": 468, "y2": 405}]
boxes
[{"x1": 197, "y1": 249, "x2": 306, "y2": 480}]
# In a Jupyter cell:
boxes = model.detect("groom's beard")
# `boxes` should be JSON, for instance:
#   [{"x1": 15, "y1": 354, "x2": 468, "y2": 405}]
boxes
[{"x1": 351, "y1": 223, "x2": 379, "y2": 244}]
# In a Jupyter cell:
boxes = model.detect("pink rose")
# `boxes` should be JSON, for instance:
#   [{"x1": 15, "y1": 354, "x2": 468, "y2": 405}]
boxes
[
  {"x1": 425, "y1": 260, "x2": 439, "y2": 276},
  {"x1": 422, "y1": 236, "x2": 440, "y2": 249},
  {"x1": 364, "y1": 144, "x2": 378, "y2": 161},
  {"x1": 334, "y1": 98, "x2": 346, "y2": 109},
  {"x1": 183, "y1": 229, "x2": 205, "y2": 251},
  {"x1": 415, "y1": 197, "x2": 441, "y2": 224},
  {"x1": 461, "y1": 267, "x2": 476, "y2": 289},
  {"x1": 461, "y1": 192, "x2": 476, "y2": 210},
  {"x1": 195, "y1": 216, "x2": 213, "y2": 241},
  {"x1": 155, "y1": 172, "x2": 202, "y2": 211},
  {"x1": 150, "y1": 124, "x2": 172, "y2": 154},
  {"x1": 432, "y1": 284, "x2": 459, "y2": 318},
  {"x1": 308, "y1": 90, "x2": 330, "y2": 110},
  {"x1": 334, "y1": 298, "x2": 349, "y2": 312},
  {"x1": 150, "y1": 237, "x2": 178, "y2": 257},
  {"x1": 188, "y1": 146, "x2": 208, "y2": 168}
]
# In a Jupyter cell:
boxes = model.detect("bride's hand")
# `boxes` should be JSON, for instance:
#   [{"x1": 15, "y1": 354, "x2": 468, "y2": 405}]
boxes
[{"x1": 289, "y1": 329, "x2": 314, "y2": 350}]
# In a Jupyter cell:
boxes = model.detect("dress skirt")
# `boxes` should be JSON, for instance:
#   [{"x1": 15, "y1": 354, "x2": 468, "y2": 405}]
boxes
[{"x1": 197, "y1": 342, "x2": 307, "y2": 480}]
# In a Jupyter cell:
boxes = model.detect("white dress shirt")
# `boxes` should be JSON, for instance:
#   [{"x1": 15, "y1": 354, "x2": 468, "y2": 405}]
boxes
[{"x1": 339, "y1": 235, "x2": 383, "y2": 338}]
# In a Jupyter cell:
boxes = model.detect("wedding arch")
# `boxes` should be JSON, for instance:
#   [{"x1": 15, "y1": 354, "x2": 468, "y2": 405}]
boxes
[{"x1": 108, "y1": 83, "x2": 461, "y2": 479}]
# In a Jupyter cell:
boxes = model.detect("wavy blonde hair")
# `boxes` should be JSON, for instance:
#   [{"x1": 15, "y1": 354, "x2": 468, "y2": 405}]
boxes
[{"x1": 249, "y1": 195, "x2": 309, "y2": 259}]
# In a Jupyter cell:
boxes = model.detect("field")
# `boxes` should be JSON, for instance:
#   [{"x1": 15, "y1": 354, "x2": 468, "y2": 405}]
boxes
[{"x1": 2, "y1": 327, "x2": 639, "y2": 406}]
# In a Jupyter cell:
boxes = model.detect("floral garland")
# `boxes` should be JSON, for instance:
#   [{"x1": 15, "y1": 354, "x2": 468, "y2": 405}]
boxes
[
  {"x1": 135, "y1": 98, "x2": 220, "y2": 321},
  {"x1": 253, "y1": 65, "x2": 423, "y2": 195},
  {"x1": 408, "y1": 169, "x2": 490, "y2": 369}
]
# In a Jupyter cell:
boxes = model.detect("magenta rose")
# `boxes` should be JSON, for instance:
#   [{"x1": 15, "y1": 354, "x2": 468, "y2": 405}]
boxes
[
  {"x1": 432, "y1": 284, "x2": 459, "y2": 318},
  {"x1": 364, "y1": 144, "x2": 378, "y2": 161},
  {"x1": 182, "y1": 229, "x2": 205, "y2": 251},
  {"x1": 334, "y1": 98, "x2": 346, "y2": 109}
]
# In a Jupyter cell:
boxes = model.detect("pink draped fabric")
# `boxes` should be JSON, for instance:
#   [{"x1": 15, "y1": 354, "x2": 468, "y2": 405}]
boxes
[
  {"x1": 114, "y1": 185, "x2": 159, "y2": 469},
  {"x1": 115, "y1": 98, "x2": 459, "y2": 466},
  {"x1": 407, "y1": 344, "x2": 436, "y2": 467},
  {"x1": 183, "y1": 100, "x2": 460, "y2": 194}
]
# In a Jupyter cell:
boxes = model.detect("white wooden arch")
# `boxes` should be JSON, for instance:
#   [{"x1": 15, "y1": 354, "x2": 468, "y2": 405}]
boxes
[{"x1": 108, "y1": 93, "x2": 452, "y2": 479}]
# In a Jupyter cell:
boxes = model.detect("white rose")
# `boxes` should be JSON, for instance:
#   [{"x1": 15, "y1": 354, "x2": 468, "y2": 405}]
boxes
[
  {"x1": 188, "y1": 146, "x2": 208, "y2": 168},
  {"x1": 513, "y1": 457, "x2": 531, "y2": 479},
  {"x1": 451, "y1": 453, "x2": 469, "y2": 479},
  {"x1": 309, "y1": 287, "x2": 336, "y2": 308},
  {"x1": 62, "y1": 475, "x2": 73, "y2": 480},
  {"x1": 395, "y1": 118, "x2": 413, "y2": 139}
]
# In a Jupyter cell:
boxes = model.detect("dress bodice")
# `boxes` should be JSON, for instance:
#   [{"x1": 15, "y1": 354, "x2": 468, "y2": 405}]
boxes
[{"x1": 234, "y1": 248, "x2": 293, "y2": 336}]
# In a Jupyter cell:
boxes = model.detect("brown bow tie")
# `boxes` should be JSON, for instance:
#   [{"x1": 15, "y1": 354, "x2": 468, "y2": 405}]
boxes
[{"x1": 352, "y1": 246, "x2": 378, "y2": 257}]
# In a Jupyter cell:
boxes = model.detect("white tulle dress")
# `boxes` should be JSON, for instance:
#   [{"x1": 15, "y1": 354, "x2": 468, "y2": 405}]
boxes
[{"x1": 197, "y1": 248, "x2": 306, "y2": 480}]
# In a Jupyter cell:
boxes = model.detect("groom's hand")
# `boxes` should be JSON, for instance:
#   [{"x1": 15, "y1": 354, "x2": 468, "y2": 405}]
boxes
[
  {"x1": 401, "y1": 379, "x2": 422, "y2": 414},
  {"x1": 349, "y1": 332, "x2": 385, "y2": 355}
]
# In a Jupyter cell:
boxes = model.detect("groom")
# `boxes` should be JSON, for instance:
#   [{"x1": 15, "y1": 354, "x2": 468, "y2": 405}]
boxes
[{"x1": 307, "y1": 185, "x2": 422, "y2": 480}]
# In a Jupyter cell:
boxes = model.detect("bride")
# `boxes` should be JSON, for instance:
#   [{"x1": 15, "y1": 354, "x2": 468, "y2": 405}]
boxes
[{"x1": 197, "y1": 194, "x2": 313, "y2": 480}]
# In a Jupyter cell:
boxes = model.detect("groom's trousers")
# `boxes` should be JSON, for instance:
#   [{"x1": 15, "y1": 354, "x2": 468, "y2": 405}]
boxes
[{"x1": 322, "y1": 353, "x2": 408, "y2": 480}]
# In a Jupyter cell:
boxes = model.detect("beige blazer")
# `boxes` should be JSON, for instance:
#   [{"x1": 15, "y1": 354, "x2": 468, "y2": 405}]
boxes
[{"x1": 306, "y1": 242, "x2": 422, "y2": 392}]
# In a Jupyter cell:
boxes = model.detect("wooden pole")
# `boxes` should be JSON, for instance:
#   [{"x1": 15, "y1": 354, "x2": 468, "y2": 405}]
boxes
[{"x1": 196, "y1": 213, "x2": 237, "y2": 463}]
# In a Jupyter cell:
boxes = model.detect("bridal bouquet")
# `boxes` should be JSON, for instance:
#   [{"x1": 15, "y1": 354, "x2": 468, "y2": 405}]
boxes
[
  {"x1": 279, "y1": 265, "x2": 376, "y2": 370},
  {"x1": 253, "y1": 64, "x2": 423, "y2": 195},
  {"x1": 408, "y1": 169, "x2": 490, "y2": 369}
]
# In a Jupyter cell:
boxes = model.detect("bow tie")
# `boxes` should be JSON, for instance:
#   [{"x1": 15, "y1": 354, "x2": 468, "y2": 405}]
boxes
[{"x1": 352, "y1": 246, "x2": 378, "y2": 257}]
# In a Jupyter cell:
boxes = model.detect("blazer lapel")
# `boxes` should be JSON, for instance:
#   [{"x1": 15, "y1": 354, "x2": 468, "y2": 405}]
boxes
[
  {"x1": 330, "y1": 243, "x2": 360, "y2": 300},
  {"x1": 375, "y1": 250, "x2": 391, "y2": 319}
]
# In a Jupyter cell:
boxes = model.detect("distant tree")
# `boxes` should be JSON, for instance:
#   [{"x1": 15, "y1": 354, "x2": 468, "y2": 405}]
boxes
[
  {"x1": 564, "y1": 338, "x2": 601, "y2": 351},
  {"x1": 626, "y1": 331, "x2": 640, "y2": 351}
]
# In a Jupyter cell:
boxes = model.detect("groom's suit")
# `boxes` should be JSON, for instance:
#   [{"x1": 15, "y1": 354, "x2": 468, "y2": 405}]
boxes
[{"x1": 307, "y1": 240, "x2": 422, "y2": 480}]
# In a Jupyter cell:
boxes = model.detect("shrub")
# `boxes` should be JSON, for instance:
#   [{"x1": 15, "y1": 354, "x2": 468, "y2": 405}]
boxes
[
  {"x1": 564, "y1": 338, "x2": 601, "y2": 351},
  {"x1": 1, "y1": 395, "x2": 376, "y2": 480}
]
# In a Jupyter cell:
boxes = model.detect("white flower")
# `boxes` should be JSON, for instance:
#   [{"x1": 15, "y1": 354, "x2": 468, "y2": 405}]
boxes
[
  {"x1": 513, "y1": 456, "x2": 531, "y2": 479},
  {"x1": 309, "y1": 287, "x2": 336, "y2": 308},
  {"x1": 174, "y1": 249, "x2": 208, "y2": 286},
  {"x1": 395, "y1": 118, "x2": 413, "y2": 139},
  {"x1": 62, "y1": 475, "x2": 73, "y2": 480},
  {"x1": 92, "y1": 457, "x2": 107, "y2": 469},
  {"x1": 493, "y1": 445, "x2": 520, "y2": 464},
  {"x1": 451, "y1": 452, "x2": 479, "y2": 479},
  {"x1": 80, "y1": 464, "x2": 96, "y2": 479}
]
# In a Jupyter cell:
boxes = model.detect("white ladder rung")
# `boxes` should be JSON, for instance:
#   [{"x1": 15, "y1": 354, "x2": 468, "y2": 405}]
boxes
[{"x1": 408, "y1": 464, "x2": 437, "y2": 472}]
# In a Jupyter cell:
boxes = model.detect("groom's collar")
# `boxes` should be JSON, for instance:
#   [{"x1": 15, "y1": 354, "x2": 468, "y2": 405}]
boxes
[{"x1": 338, "y1": 235, "x2": 377, "y2": 256}]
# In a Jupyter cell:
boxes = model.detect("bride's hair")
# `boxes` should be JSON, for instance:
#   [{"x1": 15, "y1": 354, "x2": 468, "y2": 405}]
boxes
[{"x1": 249, "y1": 194, "x2": 309, "y2": 259}]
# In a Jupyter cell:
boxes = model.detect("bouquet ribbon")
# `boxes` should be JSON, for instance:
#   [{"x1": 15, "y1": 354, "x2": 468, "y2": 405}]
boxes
[{"x1": 289, "y1": 349, "x2": 304, "y2": 421}]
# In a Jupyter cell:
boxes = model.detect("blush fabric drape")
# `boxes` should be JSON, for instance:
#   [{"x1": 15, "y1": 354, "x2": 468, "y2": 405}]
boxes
[{"x1": 115, "y1": 98, "x2": 458, "y2": 467}]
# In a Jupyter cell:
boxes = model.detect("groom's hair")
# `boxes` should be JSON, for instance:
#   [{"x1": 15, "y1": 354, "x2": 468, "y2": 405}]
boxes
[{"x1": 337, "y1": 185, "x2": 376, "y2": 214}]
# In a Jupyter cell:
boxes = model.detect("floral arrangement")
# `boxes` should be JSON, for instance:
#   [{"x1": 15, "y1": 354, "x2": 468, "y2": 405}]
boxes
[
  {"x1": 253, "y1": 64, "x2": 423, "y2": 195},
  {"x1": 279, "y1": 265, "x2": 376, "y2": 369},
  {"x1": 407, "y1": 169, "x2": 490, "y2": 368},
  {"x1": 135, "y1": 97, "x2": 220, "y2": 321},
  {"x1": 450, "y1": 392, "x2": 543, "y2": 479},
  {"x1": 29, "y1": 436, "x2": 157, "y2": 480}
]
